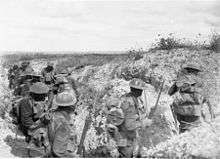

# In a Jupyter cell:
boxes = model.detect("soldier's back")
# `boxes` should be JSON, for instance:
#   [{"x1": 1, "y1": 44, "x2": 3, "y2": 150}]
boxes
[{"x1": 48, "y1": 110, "x2": 77, "y2": 157}]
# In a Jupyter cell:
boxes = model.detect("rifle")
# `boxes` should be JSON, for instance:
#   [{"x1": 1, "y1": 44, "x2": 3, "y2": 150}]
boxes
[{"x1": 148, "y1": 80, "x2": 165, "y2": 119}]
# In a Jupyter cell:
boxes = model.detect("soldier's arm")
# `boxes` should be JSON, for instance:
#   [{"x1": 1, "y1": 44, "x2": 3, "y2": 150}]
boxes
[
  {"x1": 19, "y1": 99, "x2": 35, "y2": 128},
  {"x1": 121, "y1": 101, "x2": 142, "y2": 131}
]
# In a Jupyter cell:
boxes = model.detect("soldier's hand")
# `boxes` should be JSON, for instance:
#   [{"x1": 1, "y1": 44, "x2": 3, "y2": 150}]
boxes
[
  {"x1": 141, "y1": 118, "x2": 153, "y2": 128},
  {"x1": 110, "y1": 148, "x2": 120, "y2": 158}
]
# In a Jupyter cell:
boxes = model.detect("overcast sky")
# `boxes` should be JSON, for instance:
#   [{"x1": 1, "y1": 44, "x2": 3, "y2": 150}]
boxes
[{"x1": 0, "y1": 0, "x2": 219, "y2": 52}]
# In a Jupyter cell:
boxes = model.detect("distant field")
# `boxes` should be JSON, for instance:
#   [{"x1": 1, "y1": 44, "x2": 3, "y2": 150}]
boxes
[{"x1": 1, "y1": 52, "x2": 129, "y2": 68}]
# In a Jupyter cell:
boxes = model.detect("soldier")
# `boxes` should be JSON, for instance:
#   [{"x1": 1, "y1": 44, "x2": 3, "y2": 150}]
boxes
[
  {"x1": 17, "y1": 82, "x2": 49, "y2": 142},
  {"x1": 8, "y1": 64, "x2": 20, "y2": 89},
  {"x1": 48, "y1": 91, "x2": 78, "y2": 157},
  {"x1": 20, "y1": 61, "x2": 34, "y2": 73},
  {"x1": 41, "y1": 62, "x2": 56, "y2": 107},
  {"x1": 53, "y1": 76, "x2": 69, "y2": 94},
  {"x1": 106, "y1": 78, "x2": 152, "y2": 157},
  {"x1": 168, "y1": 63, "x2": 203, "y2": 96},
  {"x1": 41, "y1": 61, "x2": 55, "y2": 86},
  {"x1": 169, "y1": 64, "x2": 214, "y2": 133},
  {"x1": 54, "y1": 68, "x2": 78, "y2": 97}
]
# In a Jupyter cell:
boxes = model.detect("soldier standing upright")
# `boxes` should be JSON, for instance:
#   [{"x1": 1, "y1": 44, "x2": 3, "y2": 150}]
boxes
[
  {"x1": 106, "y1": 78, "x2": 152, "y2": 157},
  {"x1": 41, "y1": 62, "x2": 56, "y2": 107}
]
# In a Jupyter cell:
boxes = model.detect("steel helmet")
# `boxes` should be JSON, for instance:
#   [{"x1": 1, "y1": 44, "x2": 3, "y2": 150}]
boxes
[
  {"x1": 182, "y1": 63, "x2": 202, "y2": 72},
  {"x1": 107, "y1": 107, "x2": 124, "y2": 126},
  {"x1": 60, "y1": 68, "x2": 69, "y2": 75},
  {"x1": 54, "y1": 91, "x2": 77, "y2": 107},
  {"x1": 29, "y1": 82, "x2": 49, "y2": 94},
  {"x1": 129, "y1": 78, "x2": 148, "y2": 90}
]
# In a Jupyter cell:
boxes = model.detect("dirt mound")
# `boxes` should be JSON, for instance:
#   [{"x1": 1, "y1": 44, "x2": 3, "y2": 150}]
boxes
[{"x1": 141, "y1": 117, "x2": 220, "y2": 158}]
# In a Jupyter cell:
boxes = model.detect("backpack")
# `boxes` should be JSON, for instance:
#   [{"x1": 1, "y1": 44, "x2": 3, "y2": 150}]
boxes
[{"x1": 48, "y1": 111, "x2": 77, "y2": 157}]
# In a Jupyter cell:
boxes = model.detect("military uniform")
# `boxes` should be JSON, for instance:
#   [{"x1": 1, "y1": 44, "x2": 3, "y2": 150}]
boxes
[
  {"x1": 48, "y1": 91, "x2": 78, "y2": 157},
  {"x1": 41, "y1": 62, "x2": 56, "y2": 109},
  {"x1": 41, "y1": 62, "x2": 55, "y2": 86},
  {"x1": 8, "y1": 65, "x2": 19, "y2": 89},
  {"x1": 17, "y1": 82, "x2": 49, "y2": 140},
  {"x1": 19, "y1": 61, "x2": 34, "y2": 77},
  {"x1": 106, "y1": 78, "x2": 152, "y2": 157},
  {"x1": 117, "y1": 93, "x2": 146, "y2": 157},
  {"x1": 54, "y1": 69, "x2": 78, "y2": 97},
  {"x1": 169, "y1": 64, "x2": 213, "y2": 133},
  {"x1": 171, "y1": 84, "x2": 205, "y2": 133}
]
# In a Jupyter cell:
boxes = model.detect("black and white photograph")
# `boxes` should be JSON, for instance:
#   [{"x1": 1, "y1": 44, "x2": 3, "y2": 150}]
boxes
[{"x1": 0, "y1": 0, "x2": 219, "y2": 158}]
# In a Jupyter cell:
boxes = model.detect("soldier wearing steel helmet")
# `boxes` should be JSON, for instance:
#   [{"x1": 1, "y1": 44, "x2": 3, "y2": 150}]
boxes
[
  {"x1": 53, "y1": 76, "x2": 69, "y2": 94},
  {"x1": 106, "y1": 78, "x2": 152, "y2": 157},
  {"x1": 47, "y1": 91, "x2": 78, "y2": 157},
  {"x1": 54, "y1": 68, "x2": 78, "y2": 97},
  {"x1": 168, "y1": 63, "x2": 214, "y2": 133},
  {"x1": 17, "y1": 82, "x2": 49, "y2": 142}
]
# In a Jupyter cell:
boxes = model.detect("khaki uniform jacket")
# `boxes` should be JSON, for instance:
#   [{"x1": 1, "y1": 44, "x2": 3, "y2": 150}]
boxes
[
  {"x1": 48, "y1": 111, "x2": 77, "y2": 157},
  {"x1": 116, "y1": 93, "x2": 144, "y2": 147}
]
